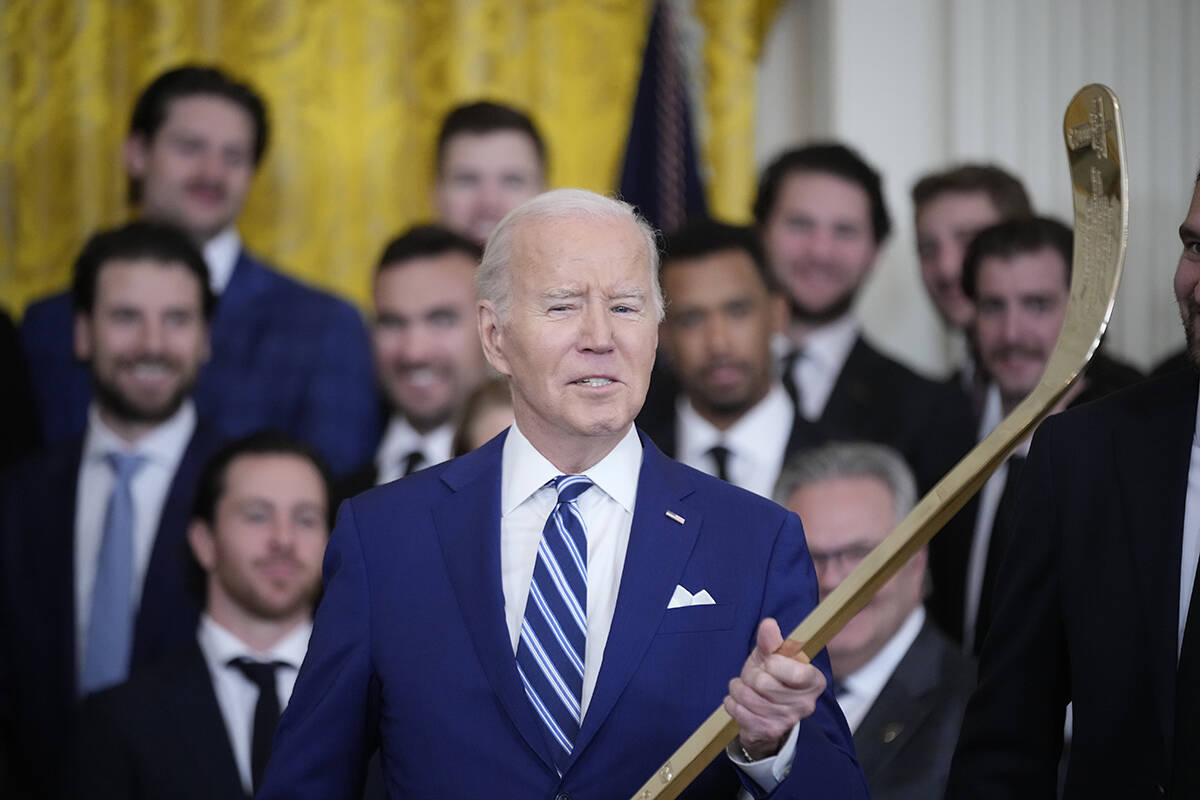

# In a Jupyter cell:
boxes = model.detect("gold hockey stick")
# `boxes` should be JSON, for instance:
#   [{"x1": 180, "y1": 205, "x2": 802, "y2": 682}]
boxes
[{"x1": 630, "y1": 83, "x2": 1129, "y2": 800}]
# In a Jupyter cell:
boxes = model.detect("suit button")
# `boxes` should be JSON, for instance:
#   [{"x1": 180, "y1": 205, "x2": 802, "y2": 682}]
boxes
[{"x1": 555, "y1": 794, "x2": 571, "y2": 800}]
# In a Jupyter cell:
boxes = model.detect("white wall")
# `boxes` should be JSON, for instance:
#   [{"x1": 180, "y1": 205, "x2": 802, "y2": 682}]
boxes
[{"x1": 757, "y1": 0, "x2": 1200, "y2": 374}]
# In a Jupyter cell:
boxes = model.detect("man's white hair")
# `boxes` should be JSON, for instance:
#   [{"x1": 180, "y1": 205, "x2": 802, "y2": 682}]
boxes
[{"x1": 477, "y1": 188, "x2": 664, "y2": 322}]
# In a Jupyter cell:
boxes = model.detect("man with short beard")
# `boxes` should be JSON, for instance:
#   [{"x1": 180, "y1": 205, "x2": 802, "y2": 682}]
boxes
[
  {"x1": 77, "y1": 432, "x2": 332, "y2": 799},
  {"x1": 0, "y1": 221, "x2": 225, "y2": 799},
  {"x1": 754, "y1": 143, "x2": 973, "y2": 495},
  {"x1": 337, "y1": 225, "x2": 489, "y2": 500},
  {"x1": 643, "y1": 219, "x2": 824, "y2": 497},
  {"x1": 947, "y1": 172, "x2": 1200, "y2": 799},
  {"x1": 929, "y1": 216, "x2": 1141, "y2": 652}
]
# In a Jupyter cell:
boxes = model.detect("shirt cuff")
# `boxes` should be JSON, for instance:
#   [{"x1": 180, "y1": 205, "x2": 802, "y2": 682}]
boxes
[{"x1": 726, "y1": 722, "x2": 800, "y2": 795}]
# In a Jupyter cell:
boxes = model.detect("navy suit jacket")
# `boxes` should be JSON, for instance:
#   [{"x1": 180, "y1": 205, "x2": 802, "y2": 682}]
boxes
[
  {"x1": 18, "y1": 249, "x2": 378, "y2": 475},
  {"x1": 259, "y1": 430, "x2": 867, "y2": 798},
  {"x1": 948, "y1": 370, "x2": 1196, "y2": 798},
  {"x1": 0, "y1": 422, "x2": 224, "y2": 799}
]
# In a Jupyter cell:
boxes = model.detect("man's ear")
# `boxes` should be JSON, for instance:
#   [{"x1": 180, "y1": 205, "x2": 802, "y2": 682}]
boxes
[
  {"x1": 73, "y1": 313, "x2": 92, "y2": 363},
  {"x1": 123, "y1": 134, "x2": 149, "y2": 178},
  {"x1": 478, "y1": 300, "x2": 512, "y2": 377},
  {"x1": 187, "y1": 520, "x2": 217, "y2": 572}
]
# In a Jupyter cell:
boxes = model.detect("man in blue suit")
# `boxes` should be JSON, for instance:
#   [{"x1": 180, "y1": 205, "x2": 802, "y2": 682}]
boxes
[
  {"x1": 260, "y1": 190, "x2": 867, "y2": 798},
  {"x1": 0, "y1": 221, "x2": 226, "y2": 798},
  {"x1": 18, "y1": 65, "x2": 377, "y2": 476}
]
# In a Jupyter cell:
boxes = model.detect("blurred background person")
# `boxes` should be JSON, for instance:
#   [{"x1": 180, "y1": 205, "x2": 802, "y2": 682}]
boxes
[{"x1": 451, "y1": 376, "x2": 514, "y2": 457}]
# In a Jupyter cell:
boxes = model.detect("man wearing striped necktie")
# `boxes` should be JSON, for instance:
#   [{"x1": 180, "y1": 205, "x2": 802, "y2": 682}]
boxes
[{"x1": 261, "y1": 189, "x2": 867, "y2": 798}]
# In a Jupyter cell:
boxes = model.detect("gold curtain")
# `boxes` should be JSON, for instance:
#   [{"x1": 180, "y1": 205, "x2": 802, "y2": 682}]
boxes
[{"x1": 1, "y1": 0, "x2": 781, "y2": 314}]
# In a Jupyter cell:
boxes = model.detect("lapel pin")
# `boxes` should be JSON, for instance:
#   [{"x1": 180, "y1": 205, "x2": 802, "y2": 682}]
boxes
[{"x1": 665, "y1": 510, "x2": 685, "y2": 525}]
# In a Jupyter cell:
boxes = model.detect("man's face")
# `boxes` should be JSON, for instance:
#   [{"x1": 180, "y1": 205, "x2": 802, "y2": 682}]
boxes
[
  {"x1": 975, "y1": 247, "x2": 1070, "y2": 409},
  {"x1": 434, "y1": 131, "x2": 545, "y2": 246},
  {"x1": 915, "y1": 190, "x2": 1004, "y2": 330},
  {"x1": 74, "y1": 259, "x2": 210, "y2": 427},
  {"x1": 125, "y1": 94, "x2": 257, "y2": 242},
  {"x1": 760, "y1": 171, "x2": 878, "y2": 324},
  {"x1": 372, "y1": 252, "x2": 488, "y2": 432},
  {"x1": 785, "y1": 475, "x2": 923, "y2": 679},
  {"x1": 661, "y1": 249, "x2": 786, "y2": 423},
  {"x1": 1174, "y1": 182, "x2": 1200, "y2": 367},
  {"x1": 479, "y1": 215, "x2": 658, "y2": 458},
  {"x1": 190, "y1": 453, "x2": 328, "y2": 622}
]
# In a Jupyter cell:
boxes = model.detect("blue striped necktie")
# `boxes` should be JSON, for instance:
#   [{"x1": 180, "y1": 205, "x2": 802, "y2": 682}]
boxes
[
  {"x1": 81, "y1": 451, "x2": 146, "y2": 694},
  {"x1": 515, "y1": 474, "x2": 593, "y2": 773}
]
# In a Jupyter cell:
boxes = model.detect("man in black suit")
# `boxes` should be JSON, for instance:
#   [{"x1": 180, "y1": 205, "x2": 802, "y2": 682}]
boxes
[
  {"x1": 0, "y1": 221, "x2": 224, "y2": 798},
  {"x1": 639, "y1": 219, "x2": 823, "y2": 497},
  {"x1": 0, "y1": 308, "x2": 37, "y2": 467},
  {"x1": 337, "y1": 225, "x2": 489, "y2": 500},
  {"x1": 927, "y1": 217, "x2": 1142, "y2": 650},
  {"x1": 754, "y1": 143, "x2": 974, "y2": 494},
  {"x1": 776, "y1": 441, "x2": 973, "y2": 800},
  {"x1": 948, "y1": 174, "x2": 1200, "y2": 797},
  {"x1": 78, "y1": 432, "x2": 332, "y2": 799}
]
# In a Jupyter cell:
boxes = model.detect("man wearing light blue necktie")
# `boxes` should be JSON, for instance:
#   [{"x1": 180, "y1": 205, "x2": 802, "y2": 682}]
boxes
[{"x1": 261, "y1": 190, "x2": 867, "y2": 798}]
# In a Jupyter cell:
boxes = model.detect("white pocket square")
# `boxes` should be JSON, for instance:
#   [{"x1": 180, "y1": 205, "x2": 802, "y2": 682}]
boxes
[{"x1": 667, "y1": 585, "x2": 716, "y2": 609}]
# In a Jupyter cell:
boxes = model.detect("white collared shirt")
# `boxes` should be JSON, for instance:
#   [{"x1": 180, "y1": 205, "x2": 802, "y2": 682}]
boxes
[
  {"x1": 74, "y1": 401, "x2": 197, "y2": 675},
  {"x1": 374, "y1": 415, "x2": 455, "y2": 485},
  {"x1": 835, "y1": 606, "x2": 926, "y2": 733},
  {"x1": 203, "y1": 227, "x2": 241, "y2": 295},
  {"x1": 197, "y1": 615, "x2": 312, "y2": 794},
  {"x1": 675, "y1": 383, "x2": 794, "y2": 498},
  {"x1": 781, "y1": 314, "x2": 861, "y2": 421},
  {"x1": 963, "y1": 384, "x2": 1033, "y2": 649},
  {"x1": 1179, "y1": 392, "x2": 1200, "y2": 657}
]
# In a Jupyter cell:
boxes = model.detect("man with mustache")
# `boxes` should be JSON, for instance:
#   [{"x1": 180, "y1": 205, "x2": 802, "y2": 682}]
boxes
[
  {"x1": 643, "y1": 219, "x2": 824, "y2": 497},
  {"x1": 337, "y1": 224, "x2": 490, "y2": 499},
  {"x1": 77, "y1": 432, "x2": 332, "y2": 800},
  {"x1": 947, "y1": 172, "x2": 1200, "y2": 799},
  {"x1": 933, "y1": 216, "x2": 1140, "y2": 654},
  {"x1": 754, "y1": 143, "x2": 974, "y2": 496},
  {"x1": 0, "y1": 221, "x2": 225, "y2": 798},
  {"x1": 18, "y1": 64, "x2": 378, "y2": 477}
]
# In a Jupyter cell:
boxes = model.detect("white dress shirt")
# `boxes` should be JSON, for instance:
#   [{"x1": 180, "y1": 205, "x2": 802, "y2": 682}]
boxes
[
  {"x1": 74, "y1": 401, "x2": 196, "y2": 675},
  {"x1": 1178, "y1": 391, "x2": 1200, "y2": 656},
  {"x1": 203, "y1": 227, "x2": 241, "y2": 295},
  {"x1": 197, "y1": 615, "x2": 311, "y2": 795},
  {"x1": 500, "y1": 422, "x2": 794, "y2": 791},
  {"x1": 835, "y1": 607, "x2": 926, "y2": 733},
  {"x1": 963, "y1": 385, "x2": 1032, "y2": 650},
  {"x1": 374, "y1": 415, "x2": 455, "y2": 485},
  {"x1": 675, "y1": 383, "x2": 795, "y2": 498},
  {"x1": 781, "y1": 314, "x2": 861, "y2": 421}
]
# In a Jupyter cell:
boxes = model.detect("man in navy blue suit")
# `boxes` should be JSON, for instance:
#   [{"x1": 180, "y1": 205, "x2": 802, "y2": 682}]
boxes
[
  {"x1": 260, "y1": 190, "x2": 867, "y2": 798},
  {"x1": 0, "y1": 221, "x2": 226, "y2": 798},
  {"x1": 19, "y1": 65, "x2": 377, "y2": 476}
]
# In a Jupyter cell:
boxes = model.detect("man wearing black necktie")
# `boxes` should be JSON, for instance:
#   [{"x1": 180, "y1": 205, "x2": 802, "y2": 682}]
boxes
[
  {"x1": 337, "y1": 225, "x2": 490, "y2": 501},
  {"x1": 926, "y1": 217, "x2": 1141, "y2": 651},
  {"x1": 76, "y1": 432, "x2": 333, "y2": 799},
  {"x1": 947, "y1": 174, "x2": 1200, "y2": 797}
]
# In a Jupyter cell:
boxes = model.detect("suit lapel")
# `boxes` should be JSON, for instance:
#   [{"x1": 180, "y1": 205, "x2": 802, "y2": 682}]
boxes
[
  {"x1": 46, "y1": 441, "x2": 84, "y2": 700},
  {"x1": 1114, "y1": 369, "x2": 1197, "y2": 757},
  {"x1": 173, "y1": 645, "x2": 249, "y2": 798},
  {"x1": 569, "y1": 435, "x2": 701, "y2": 764},
  {"x1": 431, "y1": 435, "x2": 558, "y2": 774},
  {"x1": 819, "y1": 337, "x2": 873, "y2": 430}
]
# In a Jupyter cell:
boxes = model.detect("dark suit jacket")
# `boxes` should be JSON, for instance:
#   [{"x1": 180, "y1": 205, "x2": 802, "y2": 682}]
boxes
[
  {"x1": 18, "y1": 250, "x2": 379, "y2": 475},
  {"x1": 852, "y1": 619, "x2": 973, "y2": 800},
  {"x1": 77, "y1": 642, "x2": 247, "y2": 800},
  {"x1": 0, "y1": 308, "x2": 37, "y2": 468},
  {"x1": 809, "y1": 336, "x2": 975, "y2": 496},
  {"x1": 947, "y1": 369, "x2": 1197, "y2": 798},
  {"x1": 0, "y1": 422, "x2": 224, "y2": 799},
  {"x1": 259, "y1": 430, "x2": 867, "y2": 798},
  {"x1": 926, "y1": 351, "x2": 1144, "y2": 645}
]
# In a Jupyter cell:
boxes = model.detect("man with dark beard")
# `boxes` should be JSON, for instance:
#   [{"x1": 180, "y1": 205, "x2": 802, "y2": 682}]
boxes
[
  {"x1": 0, "y1": 221, "x2": 225, "y2": 798},
  {"x1": 337, "y1": 225, "x2": 490, "y2": 500},
  {"x1": 77, "y1": 432, "x2": 332, "y2": 799},
  {"x1": 642, "y1": 219, "x2": 825, "y2": 497},
  {"x1": 946, "y1": 174, "x2": 1200, "y2": 799},
  {"x1": 754, "y1": 143, "x2": 973, "y2": 494}
]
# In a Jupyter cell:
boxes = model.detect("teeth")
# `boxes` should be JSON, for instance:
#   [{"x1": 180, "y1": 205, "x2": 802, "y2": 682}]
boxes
[
  {"x1": 402, "y1": 368, "x2": 438, "y2": 386},
  {"x1": 577, "y1": 377, "x2": 614, "y2": 387},
  {"x1": 132, "y1": 364, "x2": 169, "y2": 378}
]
